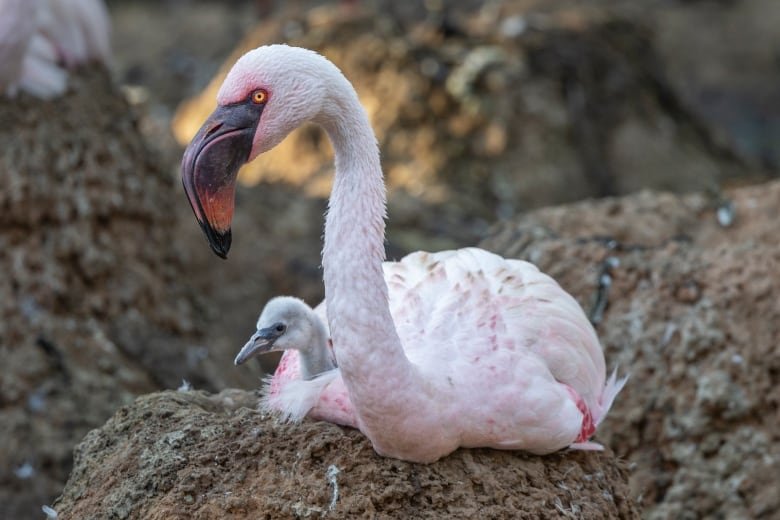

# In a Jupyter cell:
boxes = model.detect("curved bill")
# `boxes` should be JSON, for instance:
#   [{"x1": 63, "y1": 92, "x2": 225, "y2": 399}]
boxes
[
  {"x1": 180, "y1": 102, "x2": 264, "y2": 258},
  {"x1": 234, "y1": 327, "x2": 283, "y2": 365}
]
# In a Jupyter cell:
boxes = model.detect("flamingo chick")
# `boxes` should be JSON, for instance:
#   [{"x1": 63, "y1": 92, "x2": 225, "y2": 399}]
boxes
[
  {"x1": 235, "y1": 296, "x2": 335, "y2": 380},
  {"x1": 181, "y1": 44, "x2": 627, "y2": 463},
  {"x1": 234, "y1": 296, "x2": 354, "y2": 425},
  {"x1": 0, "y1": 0, "x2": 110, "y2": 99}
]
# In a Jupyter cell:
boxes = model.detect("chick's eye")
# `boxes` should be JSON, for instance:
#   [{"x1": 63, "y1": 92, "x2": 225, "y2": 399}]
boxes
[
  {"x1": 275, "y1": 323, "x2": 286, "y2": 333},
  {"x1": 251, "y1": 89, "x2": 268, "y2": 104}
]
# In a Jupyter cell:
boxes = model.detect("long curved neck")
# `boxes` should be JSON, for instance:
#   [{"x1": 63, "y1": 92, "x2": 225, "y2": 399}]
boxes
[{"x1": 318, "y1": 83, "x2": 419, "y2": 422}]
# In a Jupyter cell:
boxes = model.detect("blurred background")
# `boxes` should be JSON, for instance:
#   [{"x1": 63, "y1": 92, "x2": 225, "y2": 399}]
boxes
[{"x1": 1, "y1": 0, "x2": 778, "y2": 517}]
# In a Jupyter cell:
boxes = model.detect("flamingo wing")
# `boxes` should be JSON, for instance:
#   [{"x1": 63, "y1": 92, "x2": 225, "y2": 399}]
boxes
[{"x1": 385, "y1": 248, "x2": 606, "y2": 412}]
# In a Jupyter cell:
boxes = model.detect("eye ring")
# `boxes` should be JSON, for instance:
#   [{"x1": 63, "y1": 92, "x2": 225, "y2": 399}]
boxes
[
  {"x1": 275, "y1": 323, "x2": 286, "y2": 333},
  {"x1": 251, "y1": 89, "x2": 268, "y2": 104}
]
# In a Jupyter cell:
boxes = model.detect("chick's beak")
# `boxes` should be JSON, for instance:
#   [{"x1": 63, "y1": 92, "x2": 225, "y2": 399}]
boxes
[
  {"x1": 234, "y1": 327, "x2": 283, "y2": 365},
  {"x1": 181, "y1": 102, "x2": 264, "y2": 258}
]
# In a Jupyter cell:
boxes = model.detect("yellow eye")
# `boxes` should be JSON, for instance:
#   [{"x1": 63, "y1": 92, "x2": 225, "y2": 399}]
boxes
[{"x1": 251, "y1": 89, "x2": 268, "y2": 104}]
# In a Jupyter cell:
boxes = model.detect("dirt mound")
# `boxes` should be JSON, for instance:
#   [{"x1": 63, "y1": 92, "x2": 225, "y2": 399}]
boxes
[
  {"x1": 0, "y1": 69, "x2": 219, "y2": 518},
  {"x1": 52, "y1": 389, "x2": 639, "y2": 519},
  {"x1": 481, "y1": 180, "x2": 780, "y2": 518}
]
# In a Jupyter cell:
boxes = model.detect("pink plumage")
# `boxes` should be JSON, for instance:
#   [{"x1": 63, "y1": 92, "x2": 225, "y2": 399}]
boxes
[
  {"x1": 0, "y1": 0, "x2": 110, "y2": 98},
  {"x1": 183, "y1": 45, "x2": 627, "y2": 462}
]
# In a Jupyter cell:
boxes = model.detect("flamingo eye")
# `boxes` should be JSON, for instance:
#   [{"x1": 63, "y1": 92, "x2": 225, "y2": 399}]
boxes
[
  {"x1": 275, "y1": 323, "x2": 286, "y2": 333},
  {"x1": 250, "y1": 89, "x2": 268, "y2": 104}
]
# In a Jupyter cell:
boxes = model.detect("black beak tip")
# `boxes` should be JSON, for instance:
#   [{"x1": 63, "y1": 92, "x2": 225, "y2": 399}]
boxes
[
  {"x1": 199, "y1": 222, "x2": 232, "y2": 259},
  {"x1": 211, "y1": 243, "x2": 230, "y2": 260},
  {"x1": 210, "y1": 231, "x2": 232, "y2": 259}
]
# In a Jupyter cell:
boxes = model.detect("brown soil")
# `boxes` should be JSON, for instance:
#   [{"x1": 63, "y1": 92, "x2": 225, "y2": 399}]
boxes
[{"x1": 53, "y1": 389, "x2": 639, "y2": 519}]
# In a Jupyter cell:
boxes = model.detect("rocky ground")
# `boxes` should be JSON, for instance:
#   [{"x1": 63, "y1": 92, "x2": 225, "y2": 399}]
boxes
[
  {"x1": 482, "y1": 181, "x2": 780, "y2": 518},
  {"x1": 171, "y1": 0, "x2": 764, "y2": 221},
  {"x1": 1, "y1": 0, "x2": 778, "y2": 518}
]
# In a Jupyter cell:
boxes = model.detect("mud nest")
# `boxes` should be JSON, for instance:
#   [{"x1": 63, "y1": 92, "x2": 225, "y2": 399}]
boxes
[{"x1": 53, "y1": 389, "x2": 639, "y2": 519}]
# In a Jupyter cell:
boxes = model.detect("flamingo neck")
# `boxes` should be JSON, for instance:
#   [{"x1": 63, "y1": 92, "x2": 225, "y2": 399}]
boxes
[
  {"x1": 299, "y1": 316, "x2": 334, "y2": 380},
  {"x1": 319, "y1": 87, "x2": 417, "y2": 421}
]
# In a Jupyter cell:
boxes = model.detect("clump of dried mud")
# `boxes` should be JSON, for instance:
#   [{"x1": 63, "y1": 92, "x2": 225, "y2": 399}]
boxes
[{"x1": 53, "y1": 389, "x2": 639, "y2": 519}]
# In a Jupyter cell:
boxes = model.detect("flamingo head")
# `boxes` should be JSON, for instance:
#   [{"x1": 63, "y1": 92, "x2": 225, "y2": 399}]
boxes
[
  {"x1": 234, "y1": 296, "x2": 322, "y2": 365},
  {"x1": 181, "y1": 45, "x2": 335, "y2": 258}
]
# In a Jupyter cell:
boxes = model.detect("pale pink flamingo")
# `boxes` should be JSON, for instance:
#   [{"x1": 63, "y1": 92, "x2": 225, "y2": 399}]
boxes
[
  {"x1": 0, "y1": 0, "x2": 110, "y2": 98},
  {"x1": 181, "y1": 45, "x2": 626, "y2": 463}
]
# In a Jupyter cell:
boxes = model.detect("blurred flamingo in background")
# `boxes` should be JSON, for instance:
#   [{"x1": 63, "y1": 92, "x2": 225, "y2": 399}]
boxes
[
  {"x1": 0, "y1": 0, "x2": 109, "y2": 98},
  {"x1": 181, "y1": 45, "x2": 626, "y2": 463}
]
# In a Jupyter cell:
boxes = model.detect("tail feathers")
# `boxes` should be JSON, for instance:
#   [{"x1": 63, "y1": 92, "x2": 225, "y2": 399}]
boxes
[
  {"x1": 569, "y1": 441, "x2": 605, "y2": 451},
  {"x1": 594, "y1": 368, "x2": 628, "y2": 427}
]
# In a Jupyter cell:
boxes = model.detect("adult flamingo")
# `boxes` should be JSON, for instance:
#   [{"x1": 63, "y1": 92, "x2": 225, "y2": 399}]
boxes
[
  {"x1": 181, "y1": 45, "x2": 626, "y2": 463},
  {"x1": 0, "y1": 0, "x2": 110, "y2": 98}
]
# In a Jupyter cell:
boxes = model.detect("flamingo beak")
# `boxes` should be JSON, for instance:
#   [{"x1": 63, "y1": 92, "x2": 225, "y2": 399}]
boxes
[
  {"x1": 234, "y1": 326, "x2": 283, "y2": 365},
  {"x1": 181, "y1": 102, "x2": 264, "y2": 258}
]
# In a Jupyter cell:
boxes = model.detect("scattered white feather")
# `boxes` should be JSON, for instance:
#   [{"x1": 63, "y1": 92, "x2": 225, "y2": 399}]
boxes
[
  {"x1": 568, "y1": 441, "x2": 605, "y2": 451},
  {"x1": 41, "y1": 505, "x2": 58, "y2": 519},
  {"x1": 716, "y1": 201, "x2": 735, "y2": 227},
  {"x1": 326, "y1": 465, "x2": 340, "y2": 511}
]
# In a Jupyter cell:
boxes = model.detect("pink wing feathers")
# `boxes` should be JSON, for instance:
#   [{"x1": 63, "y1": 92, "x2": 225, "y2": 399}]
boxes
[{"x1": 386, "y1": 248, "x2": 607, "y2": 409}]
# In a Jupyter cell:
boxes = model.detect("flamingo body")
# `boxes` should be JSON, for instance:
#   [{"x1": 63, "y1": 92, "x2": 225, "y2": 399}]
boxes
[
  {"x1": 264, "y1": 248, "x2": 623, "y2": 457},
  {"x1": 182, "y1": 45, "x2": 626, "y2": 462}
]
